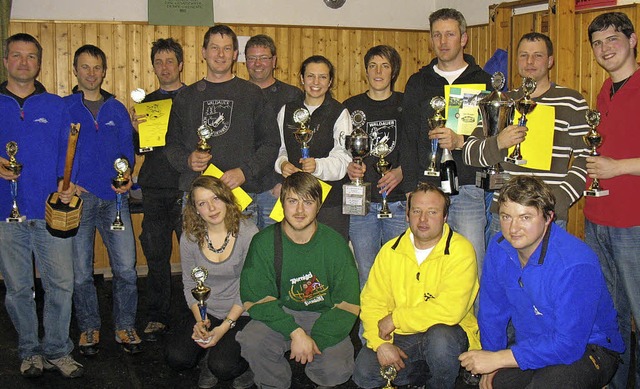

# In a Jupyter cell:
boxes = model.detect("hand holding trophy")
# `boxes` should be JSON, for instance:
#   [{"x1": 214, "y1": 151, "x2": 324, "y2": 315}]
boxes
[
  {"x1": 196, "y1": 124, "x2": 214, "y2": 154},
  {"x1": 425, "y1": 96, "x2": 446, "y2": 177},
  {"x1": 4, "y1": 141, "x2": 26, "y2": 222},
  {"x1": 292, "y1": 108, "x2": 315, "y2": 159},
  {"x1": 583, "y1": 109, "x2": 609, "y2": 197},
  {"x1": 343, "y1": 110, "x2": 371, "y2": 216},
  {"x1": 505, "y1": 77, "x2": 537, "y2": 165},
  {"x1": 191, "y1": 267, "x2": 212, "y2": 322},
  {"x1": 110, "y1": 158, "x2": 130, "y2": 231}
]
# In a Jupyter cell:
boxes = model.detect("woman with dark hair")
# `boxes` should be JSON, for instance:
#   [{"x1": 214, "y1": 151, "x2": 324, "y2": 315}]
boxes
[
  {"x1": 274, "y1": 55, "x2": 352, "y2": 240},
  {"x1": 166, "y1": 175, "x2": 257, "y2": 389}
]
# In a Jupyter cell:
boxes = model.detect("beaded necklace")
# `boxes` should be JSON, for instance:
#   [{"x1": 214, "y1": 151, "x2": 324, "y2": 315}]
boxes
[{"x1": 205, "y1": 230, "x2": 232, "y2": 253}]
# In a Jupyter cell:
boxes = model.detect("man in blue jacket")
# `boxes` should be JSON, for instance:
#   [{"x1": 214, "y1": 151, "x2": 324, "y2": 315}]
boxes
[{"x1": 459, "y1": 176, "x2": 624, "y2": 388}]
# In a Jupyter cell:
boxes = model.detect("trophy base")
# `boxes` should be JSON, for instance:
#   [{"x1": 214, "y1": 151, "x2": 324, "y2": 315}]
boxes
[
  {"x1": 476, "y1": 171, "x2": 510, "y2": 191},
  {"x1": 377, "y1": 212, "x2": 393, "y2": 219},
  {"x1": 110, "y1": 224, "x2": 126, "y2": 231},
  {"x1": 584, "y1": 189, "x2": 609, "y2": 197},
  {"x1": 343, "y1": 182, "x2": 371, "y2": 216},
  {"x1": 505, "y1": 157, "x2": 527, "y2": 165},
  {"x1": 424, "y1": 170, "x2": 440, "y2": 177},
  {"x1": 139, "y1": 147, "x2": 154, "y2": 153},
  {"x1": 6, "y1": 215, "x2": 26, "y2": 223}
]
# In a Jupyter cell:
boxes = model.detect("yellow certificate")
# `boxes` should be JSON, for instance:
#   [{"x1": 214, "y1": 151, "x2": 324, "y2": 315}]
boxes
[
  {"x1": 269, "y1": 179, "x2": 332, "y2": 222},
  {"x1": 203, "y1": 164, "x2": 253, "y2": 212},
  {"x1": 444, "y1": 84, "x2": 488, "y2": 135},
  {"x1": 509, "y1": 104, "x2": 556, "y2": 171},
  {"x1": 134, "y1": 99, "x2": 172, "y2": 148}
]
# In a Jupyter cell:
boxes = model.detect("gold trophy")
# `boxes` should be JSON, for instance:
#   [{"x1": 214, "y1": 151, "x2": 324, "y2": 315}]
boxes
[
  {"x1": 343, "y1": 110, "x2": 371, "y2": 216},
  {"x1": 380, "y1": 365, "x2": 397, "y2": 389},
  {"x1": 131, "y1": 88, "x2": 153, "y2": 153},
  {"x1": 196, "y1": 124, "x2": 214, "y2": 154},
  {"x1": 425, "y1": 96, "x2": 446, "y2": 177},
  {"x1": 505, "y1": 77, "x2": 537, "y2": 165},
  {"x1": 110, "y1": 158, "x2": 130, "y2": 231},
  {"x1": 372, "y1": 141, "x2": 392, "y2": 219},
  {"x1": 292, "y1": 108, "x2": 315, "y2": 159},
  {"x1": 191, "y1": 266, "x2": 212, "y2": 322},
  {"x1": 4, "y1": 141, "x2": 26, "y2": 222},
  {"x1": 583, "y1": 109, "x2": 609, "y2": 197}
]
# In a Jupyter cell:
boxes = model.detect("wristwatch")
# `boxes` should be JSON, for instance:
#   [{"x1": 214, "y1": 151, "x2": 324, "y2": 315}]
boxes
[{"x1": 225, "y1": 318, "x2": 236, "y2": 329}]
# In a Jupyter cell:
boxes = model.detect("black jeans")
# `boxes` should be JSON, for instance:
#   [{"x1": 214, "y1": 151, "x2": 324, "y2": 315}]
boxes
[
  {"x1": 165, "y1": 312, "x2": 251, "y2": 381},
  {"x1": 493, "y1": 344, "x2": 620, "y2": 389},
  {"x1": 139, "y1": 188, "x2": 183, "y2": 325}
]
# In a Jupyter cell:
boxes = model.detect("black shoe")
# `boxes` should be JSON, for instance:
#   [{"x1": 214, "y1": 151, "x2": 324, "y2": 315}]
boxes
[
  {"x1": 143, "y1": 321, "x2": 169, "y2": 342},
  {"x1": 78, "y1": 329, "x2": 100, "y2": 357}
]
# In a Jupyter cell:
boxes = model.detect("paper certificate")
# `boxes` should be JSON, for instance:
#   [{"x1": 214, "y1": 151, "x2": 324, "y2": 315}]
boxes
[
  {"x1": 134, "y1": 99, "x2": 172, "y2": 149},
  {"x1": 444, "y1": 84, "x2": 488, "y2": 135},
  {"x1": 508, "y1": 104, "x2": 556, "y2": 171},
  {"x1": 203, "y1": 164, "x2": 253, "y2": 212},
  {"x1": 269, "y1": 179, "x2": 332, "y2": 222}
]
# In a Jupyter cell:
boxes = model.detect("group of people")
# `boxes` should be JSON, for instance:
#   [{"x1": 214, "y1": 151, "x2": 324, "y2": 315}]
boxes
[{"x1": 0, "y1": 6, "x2": 638, "y2": 389}]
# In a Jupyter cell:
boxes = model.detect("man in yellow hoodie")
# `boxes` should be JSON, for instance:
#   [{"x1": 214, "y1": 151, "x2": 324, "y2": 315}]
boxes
[{"x1": 353, "y1": 182, "x2": 479, "y2": 389}]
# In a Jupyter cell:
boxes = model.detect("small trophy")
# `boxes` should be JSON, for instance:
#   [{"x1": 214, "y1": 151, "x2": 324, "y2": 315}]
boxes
[
  {"x1": 372, "y1": 141, "x2": 392, "y2": 219},
  {"x1": 4, "y1": 141, "x2": 26, "y2": 222},
  {"x1": 343, "y1": 110, "x2": 371, "y2": 216},
  {"x1": 583, "y1": 109, "x2": 609, "y2": 197},
  {"x1": 292, "y1": 108, "x2": 315, "y2": 159},
  {"x1": 110, "y1": 158, "x2": 129, "y2": 231},
  {"x1": 191, "y1": 266, "x2": 212, "y2": 322},
  {"x1": 425, "y1": 96, "x2": 446, "y2": 177},
  {"x1": 380, "y1": 365, "x2": 397, "y2": 389},
  {"x1": 505, "y1": 77, "x2": 537, "y2": 165},
  {"x1": 476, "y1": 72, "x2": 515, "y2": 190},
  {"x1": 196, "y1": 124, "x2": 214, "y2": 154}
]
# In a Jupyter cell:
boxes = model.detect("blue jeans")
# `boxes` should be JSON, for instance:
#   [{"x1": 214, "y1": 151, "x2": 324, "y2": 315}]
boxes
[
  {"x1": 256, "y1": 186, "x2": 279, "y2": 230},
  {"x1": 72, "y1": 192, "x2": 138, "y2": 331},
  {"x1": 447, "y1": 185, "x2": 486, "y2": 275},
  {"x1": 349, "y1": 201, "x2": 407, "y2": 290},
  {"x1": 353, "y1": 324, "x2": 469, "y2": 389},
  {"x1": 0, "y1": 220, "x2": 74, "y2": 360},
  {"x1": 585, "y1": 219, "x2": 640, "y2": 389}
]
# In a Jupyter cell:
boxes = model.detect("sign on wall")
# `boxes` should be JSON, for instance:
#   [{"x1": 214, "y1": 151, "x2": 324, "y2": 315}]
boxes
[
  {"x1": 148, "y1": 0, "x2": 214, "y2": 26},
  {"x1": 576, "y1": 0, "x2": 617, "y2": 10}
]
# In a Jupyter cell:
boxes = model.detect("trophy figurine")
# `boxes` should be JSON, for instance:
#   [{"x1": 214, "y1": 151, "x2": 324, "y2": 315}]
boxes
[
  {"x1": 380, "y1": 365, "x2": 397, "y2": 389},
  {"x1": 4, "y1": 141, "x2": 26, "y2": 222},
  {"x1": 476, "y1": 72, "x2": 515, "y2": 190},
  {"x1": 191, "y1": 266, "x2": 212, "y2": 322},
  {"x1": 196, "y1": 124, "x2": 214, "y2": 154},
  {"x1": 425, "y1": 96, "x2": 446, "y2": 177},
  {"x1": 372, "y1": 141, "x2": 392, "y2": 219},
  {"x1": 110, "y1": 158, "x2": 130, "y2": 231},
  {"x1": 505, "y1": 77, "x2": 537, "y2": 165},
  {"x1": 343, "y1": 110, "x2": 371, "y2": 216},
  {"x1": 583, "y1": 109, "x2": 609, "y2": 197},
  {"x1": 292, "y1": 108, "x2": 315, "y2": 159}
]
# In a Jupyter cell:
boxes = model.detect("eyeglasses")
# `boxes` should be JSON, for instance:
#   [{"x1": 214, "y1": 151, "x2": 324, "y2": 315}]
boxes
[{"x1": 246, "y1": 56, "x2": 273, "y2": 63}]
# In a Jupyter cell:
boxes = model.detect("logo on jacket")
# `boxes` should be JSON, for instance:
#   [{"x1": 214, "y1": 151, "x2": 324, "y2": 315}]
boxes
[
  {"x1": 202, "y1": 99, "x2": 233, "y2": 136},
  {"x1": 368, "y1": 119, "x2": 397, "y2": 153},
  {"x1": 34, "y1": 117, "x2": 49, "y2": 124},
  {"x1": 289, "y1": 271, "x2": 328, "y2": 306},
  {"x1": 105, "y1": 120, "x2": 116, "y2": 126}
]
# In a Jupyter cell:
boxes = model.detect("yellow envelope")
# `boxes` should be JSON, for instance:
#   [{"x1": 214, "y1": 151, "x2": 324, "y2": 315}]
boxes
[
  {"x1": 508, "y1": 104, "x2": 556, "y2": 171},
  {"x1": 202, "y1": 164, "x2": 253, "y2": 212},
  {"x1": 269, "y1": 179, "x2": 332, "y2": 222},
  {"x1": 134, "y1": 99, "x2": 172, "y2": 148}
]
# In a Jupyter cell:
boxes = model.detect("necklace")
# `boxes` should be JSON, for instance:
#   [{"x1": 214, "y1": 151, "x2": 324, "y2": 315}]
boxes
[
  {"x1": 611, "y1": 77, "x2": 630, "y2": 97},
  {"x1": 205, "y1": 230, "x2": 232, "y2": 253}
]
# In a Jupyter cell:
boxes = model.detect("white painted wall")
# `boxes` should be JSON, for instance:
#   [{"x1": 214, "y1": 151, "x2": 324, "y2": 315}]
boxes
[{"x1": 10, "y1": 0, "x2": 638, "y2": 28}]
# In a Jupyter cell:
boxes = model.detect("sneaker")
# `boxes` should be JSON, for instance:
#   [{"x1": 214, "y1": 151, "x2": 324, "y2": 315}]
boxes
[
  {"x1": 78, "y1": 329, "x2": 100, "y2": 356},
  {"x1": 143, "y1": 321, "x2": 168, "y2": 342},
  {"x1": 232, "y1": 368, "x2": 254, "y2": 389},
  {"x1": 20, "y1": 355, "x2": 44, "y2": 378},
  {"x1": 115, "y1": 328, "x2": 143, "y2": 354},
  {"x1": 198, "y1": 351, "x2": 218, "y2": 388},
  {"x1": 43, "y1": 355, "x2": 84, "y2": 378}
]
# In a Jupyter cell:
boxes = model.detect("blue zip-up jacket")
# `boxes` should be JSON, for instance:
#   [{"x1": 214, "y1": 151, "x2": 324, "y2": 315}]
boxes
[
  {"x1": 64, "y1": 89, "x2": 135, "y2": 201},
  {"x1": 0, "y1": 82, "x2": 71, "y2": 220},
  {"x1": 479, "y1": 223, "x2": 624, "y2": 370}
]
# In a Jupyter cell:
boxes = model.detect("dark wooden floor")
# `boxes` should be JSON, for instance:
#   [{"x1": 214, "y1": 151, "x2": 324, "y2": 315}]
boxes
[{"x1": 0, "y1": 274, "x2": 479, "y2": 389}]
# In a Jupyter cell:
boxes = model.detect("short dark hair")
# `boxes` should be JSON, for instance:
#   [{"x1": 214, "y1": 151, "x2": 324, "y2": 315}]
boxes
[
  {"x1": 364, "y1": 45, "x2": 402, "y2": 90},
  {"x1": 202, "y1": 24, "x2": 238, "y2": 52},
  {"x1": 151, "y1": 38, "x2": 184, "y2": 64},
  {"x1": 408, "y1": 182, "x2": 450, "y2": 218},
  {"x1": 280, "y1": 172, "x2": 323, "y2": 206},
  {"x1": 245, "y1": 34, "x2": 277, "y2": 56},
  {"x1": 73, "y1": 44, "x2": 107, "y2": 70},
  {"x1": 4, "y1": 33, "x2": 42, "y2": 65},
  {"x1": 300, "y1": 55, "x2": 335, "y2": 87},
  {"x1": 588, "y1": 12, "x2": 636, "y2": 58},
  {"x1": 429, "y1": 8, "x2": 467, "y2": 35},
  {"x1": 498, "y1": 176, "x2": 556, "y2": 220},
  {"x1": 518, "y1": 32, "x2": 554, "y2": 56}
]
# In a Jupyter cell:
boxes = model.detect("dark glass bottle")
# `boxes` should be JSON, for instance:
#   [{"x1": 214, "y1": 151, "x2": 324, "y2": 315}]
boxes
[{"x1": 440, "y1": 148, "x2": 459, "y2": 195}]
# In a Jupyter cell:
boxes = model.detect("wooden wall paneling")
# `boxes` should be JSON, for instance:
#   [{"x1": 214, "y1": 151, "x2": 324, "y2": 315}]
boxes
[
  {"x1": 392, "y1": 30, "x2": 410, "y2": 94},
  {"x1": 549, "y1": 0, "x2": 575, "y2": 88},
  {"x1": 68, "y1": 23, "x2": 84, "y2": 95},
  {"x1": 182, "y1": 26, "x2": 200, "y2": 86},
  {"x1": 285, "y1": 26, "x2": 302, "y2": 86},
  {"x1": 54, "y1": 24, "x2": 71, "y2": 94},
  {"x1": 113, "y1": 24, "x2": 128, "y2": 101},
  {"x1": 336, "y1": 28, "x2": 351, "y2": 99},
  {"x1": 38, "y1": 23, "x2": 55, "y2": 92}
]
